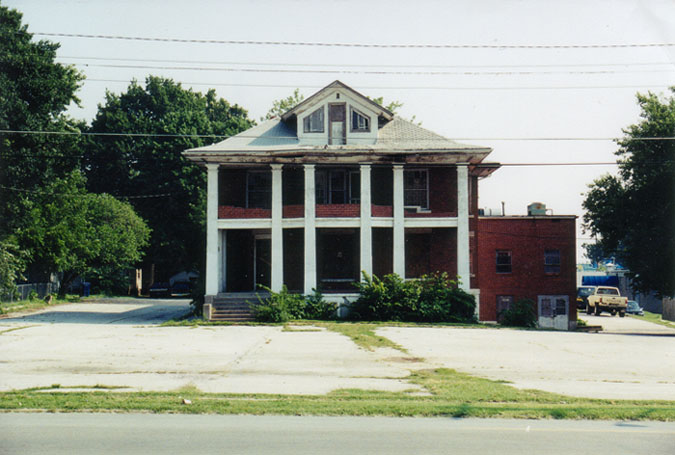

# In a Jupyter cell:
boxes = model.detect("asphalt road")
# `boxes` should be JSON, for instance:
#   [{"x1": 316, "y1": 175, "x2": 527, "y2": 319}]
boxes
[{"x1": 2, "y1": 413, "x2": 674, "y2": 455}]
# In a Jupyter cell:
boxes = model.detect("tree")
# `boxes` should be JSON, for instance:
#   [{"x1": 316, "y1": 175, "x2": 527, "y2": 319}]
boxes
[
  {"x1": 84, "y1": 77, "x2": 254, "y2": 277},
  {"x1": 583, "y1": 88, "x2": 675, "y2": 297},
  {"x1": 0, "y1": 239, "x2": 26, "y2": 299},
  {"x1": 14, "y1": 171, "x2": 150, "y2": 297},
  {"x1": 0, "y1": 5, "x2": 85, "y2": 236},
  {"x1": 264, "y1": 89, "x2": 304, "y2": 120}
]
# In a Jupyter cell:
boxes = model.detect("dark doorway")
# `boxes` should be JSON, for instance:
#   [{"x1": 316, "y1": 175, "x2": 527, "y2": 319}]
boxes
[
  {"x1": 317, "y1": 229, "x2": 358, "y2": 291},
  {"x1": 255, "y1": 236, "x2": 271, "y2": 289}
]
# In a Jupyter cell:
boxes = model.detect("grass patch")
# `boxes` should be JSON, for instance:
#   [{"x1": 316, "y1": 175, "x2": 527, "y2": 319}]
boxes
[
  {"x1": 318, "y1": 322, "x2": 407, "y2": 352},
  {"x1": 0, "y1": 294, "x2": 82, "y2": 316},
  {"x1": 1, "y1": 368, "x2": 673, "y2": 420},
  {"x1": 633, "y1": 311, "x2": 675, "y2": 329}
]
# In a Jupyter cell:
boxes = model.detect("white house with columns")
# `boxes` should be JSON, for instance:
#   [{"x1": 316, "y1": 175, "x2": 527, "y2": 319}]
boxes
[{"x1": 183, "y1": 81, "x2": 499, "y2": 319}]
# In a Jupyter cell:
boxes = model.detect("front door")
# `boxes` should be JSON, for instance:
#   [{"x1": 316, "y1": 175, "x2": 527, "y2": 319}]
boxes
[
  {"x1": 329, "y1": 103, "x2": 346, "y2": 145},
  {"x1": 254, "y1": 236, "x2": 271, "y2": 289}
]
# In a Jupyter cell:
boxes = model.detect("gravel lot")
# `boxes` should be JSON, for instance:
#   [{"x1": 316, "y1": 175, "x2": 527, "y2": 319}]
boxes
[{"x1": 1, "y1": 299, "x2": 673, "y2": 399}]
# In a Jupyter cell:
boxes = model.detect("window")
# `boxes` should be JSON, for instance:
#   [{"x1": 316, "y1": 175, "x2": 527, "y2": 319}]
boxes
[
  {"x1": 544, "y1": 249, "x2": 561, "y2": 274},
  {"x1": 351, "y1": 108, "x2": 370, "y2": 132},
  {"x1": 315, "y1": 169, "x2": 360, "y2": 204},
  {"x1": 496, "y1": 250, "x2": 512, "y2": 274},
  {"x1": 303, "y1": 107, "x2": 324, "y2": 133},
  {"x1": 404, "y1": 169, "x2": 429, "y2": 209},
  {"x1": 496, "y1": 295, "x2": 514, "y2": 321},
  {"x1": 246, "y1": 171, "x2": 271, "y2": 209}
]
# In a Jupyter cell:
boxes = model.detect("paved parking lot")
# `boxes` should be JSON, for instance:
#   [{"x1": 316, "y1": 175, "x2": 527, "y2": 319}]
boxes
[{"x1": 1, "y1": 299, "x2": 673, "y2": 399}]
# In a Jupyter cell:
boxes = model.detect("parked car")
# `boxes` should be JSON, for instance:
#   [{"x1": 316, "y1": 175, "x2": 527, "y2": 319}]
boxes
[
  {"x1": 576, "y1": 286, "x2": 596, "y2": 310},
  {"x1": 148, "y1": 282, "x2": 170, "y2": 298},
  {"x1": 170, "y1": 281, "x2": 192, "y2": 297},
  {"x1": 625, "y1": 300, "x2": 644, "y2": 316}
]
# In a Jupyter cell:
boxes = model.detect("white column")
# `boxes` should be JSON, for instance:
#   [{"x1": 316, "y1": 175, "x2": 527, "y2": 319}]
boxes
[
  {"x1": 393, "y1": 165, "x2": 405, "y2": 278},
  {"x1": 271, "y1": 164, "x2": 284, "y2": 292},
  {"x1": 359, "y1": 164, "x2": 372, "y2": 278},
  {"x1": 205, "y1": 163, "x2": 220, "y2": 296},
  {"x1": 457, "y1": 163, "x2": 470, "y2": 290},
  {"x1": 303, "y1": 165, "x2": 317, "y2": 294}
]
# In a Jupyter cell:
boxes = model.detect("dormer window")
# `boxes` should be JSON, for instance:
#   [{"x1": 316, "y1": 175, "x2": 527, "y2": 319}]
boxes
[
  {"x1": 351, "y1": 108, "x2": 370, "y2": 132},
  {"x1": 303, "y1": 107, "x2": 324, "y2": 133}
]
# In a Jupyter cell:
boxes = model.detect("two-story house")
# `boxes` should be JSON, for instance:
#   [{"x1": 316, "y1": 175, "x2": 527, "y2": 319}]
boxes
[{"x1": 184, "y1": 80, "x2": 551, "y2": 322}]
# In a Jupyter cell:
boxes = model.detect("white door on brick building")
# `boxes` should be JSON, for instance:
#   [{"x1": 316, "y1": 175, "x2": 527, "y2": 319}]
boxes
[{"x1": 538, "y1": 295, "x2": 569, "y2": 330}]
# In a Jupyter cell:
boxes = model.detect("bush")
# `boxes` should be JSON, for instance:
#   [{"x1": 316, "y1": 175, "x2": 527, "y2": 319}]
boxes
[
  {"x1": 499, "y1": 299, "x2": 537, "y2": 328},
  {"x1": 253, "y1": 285, "x2": 307, "y2": 323},
  {"x1": 304, "y1": 289, "x2": 337, "y2": 320},
  {"x1": 351, "y1": 272, "x2": 476, "y2": 323}
]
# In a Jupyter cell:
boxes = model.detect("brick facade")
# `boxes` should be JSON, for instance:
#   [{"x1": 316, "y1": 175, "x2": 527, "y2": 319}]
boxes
[{"x1": 476, "y1": 217, "x2": 577, "y2": 322}]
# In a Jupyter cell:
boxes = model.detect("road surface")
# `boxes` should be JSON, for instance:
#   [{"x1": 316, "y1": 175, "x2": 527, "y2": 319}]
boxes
[{"x1": 2, "y1": 413, "x2": 674, "y2": 455}]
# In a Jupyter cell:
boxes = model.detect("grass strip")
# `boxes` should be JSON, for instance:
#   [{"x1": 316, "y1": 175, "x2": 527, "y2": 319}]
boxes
[
  {"x1": 633, "y1": 311, "x2": 675, "y2": 329},
  {"x1": 1, "y1": 369, "x2": 673, "y2": 420}
]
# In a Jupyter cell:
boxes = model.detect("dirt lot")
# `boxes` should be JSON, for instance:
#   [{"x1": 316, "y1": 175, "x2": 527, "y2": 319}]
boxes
[{"x1": 1, "y1": 299, "x2": 673, "y2": 399}]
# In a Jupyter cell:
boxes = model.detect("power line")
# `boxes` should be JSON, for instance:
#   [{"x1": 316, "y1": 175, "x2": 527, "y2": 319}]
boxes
[
  {"x1": 57, "y1": 55, "x2": 675, "y2": 70},
  {"x1": 64, "y1": 62, "x2": 675, "y2": 76},
  {"x1": 31, "y1": 32, "x2": 675, "y2": 49},
  {"x1": 2, "y1": 129, "x2": 675, "y2": 141},
  {"x1": 85, "y1": 78, "x2": 675, "y2": 91},
  {"x1": 0, "y1": 184, "x2": 175, "y2": 200}
]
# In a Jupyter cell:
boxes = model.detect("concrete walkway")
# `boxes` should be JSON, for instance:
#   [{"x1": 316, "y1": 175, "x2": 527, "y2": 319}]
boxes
[{"x1": 1, "y1": 299, "x2": 674, "y2": 399}]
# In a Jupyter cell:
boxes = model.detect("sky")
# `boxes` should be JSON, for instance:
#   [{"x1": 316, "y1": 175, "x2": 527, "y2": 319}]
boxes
[{"x1": 6, "y1": 0, "x2": 675, "y2": 261}]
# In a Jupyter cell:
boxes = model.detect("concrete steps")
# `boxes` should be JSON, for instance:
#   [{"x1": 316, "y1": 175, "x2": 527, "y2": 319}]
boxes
[{"x1": 206, "y1": 293, "x2": 265, "y2": 322}]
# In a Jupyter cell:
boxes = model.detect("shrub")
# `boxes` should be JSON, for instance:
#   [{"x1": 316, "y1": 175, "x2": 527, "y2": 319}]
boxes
[
  {"x1": 416, "y1": 272, "x2": 476, "y2": 323},
  {"x1": 500, "y1": 298, "x2": 537, "y2": 328},
  {"x1": 351, "y1": 272, "x2": 476, "y2": 323},
  {"x1": 253, "y1": 285, "x2": 307, "y2": 323},
  {"x1": 304, "y1": 289, "x2": 337, "y2": 320},
  {"x1": 350, "y1": 272, "x2": 420, "y2": 321}
]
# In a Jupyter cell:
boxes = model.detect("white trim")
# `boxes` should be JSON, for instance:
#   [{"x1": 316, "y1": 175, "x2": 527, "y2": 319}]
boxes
[{"x1": 217, "y1": 216, "x2": 460, "y2": 230}]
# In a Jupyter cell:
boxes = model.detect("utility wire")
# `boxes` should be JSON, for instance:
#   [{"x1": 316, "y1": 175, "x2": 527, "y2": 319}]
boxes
[
  {"x1": 0, "y1": 184, "x2": 174, "y2": 200},
  {"x1": 85, "y1": 78, "x2": 675, "y2": 91},
  {"x1": 56, "y1": 55, "x2": 675, "y2": 70},
  {"x1": 2, "y1": 129, "x2": 675, "y2": 141},
  {"x1": 31, "y1": 32, "x2": 675, "y2": 49},
  {"x1": 64, "y1": 62, "x2": 675, "y2": 76}
]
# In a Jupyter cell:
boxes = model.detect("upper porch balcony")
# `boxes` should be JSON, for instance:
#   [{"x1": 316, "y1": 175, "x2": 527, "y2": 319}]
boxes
[{"x1": 217, "y1": 165, "x2": 470, "y2": 221}]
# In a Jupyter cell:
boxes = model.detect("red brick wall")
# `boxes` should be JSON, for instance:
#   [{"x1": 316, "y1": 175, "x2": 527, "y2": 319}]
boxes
[
  {"x1": 476, "y1": 217, "x2": 577, "y2": 322},
  {"x1": 219, "y1": 206, "x2": 271, "y2": 219},
  {"x1": 316, "y1": 204, "x2": 360, "y2": 217}
]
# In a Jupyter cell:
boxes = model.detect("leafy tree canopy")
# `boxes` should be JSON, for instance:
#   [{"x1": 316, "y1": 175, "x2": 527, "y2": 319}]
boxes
[
  {"x1": 14, "y1": 171, "x2": 150, "y2": 296},
  {"x1": 264, "y1": 88, "x2": 304, "y2": 120},
  {"x1": 0, "y1": 5, "x2": 85, "y2": 234},
  {"x1": 583, "y1": 88, "x2": 675, "y2": 297},
  {"x1": 84, "y1": 76, "x2": 254, "y2": 277}
]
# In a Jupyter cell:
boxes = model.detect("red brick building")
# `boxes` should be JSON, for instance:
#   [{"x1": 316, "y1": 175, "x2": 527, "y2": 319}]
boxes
[
  {"x1": 477, "y1": 215, "x2": 577, "y2": 329},
  {"x1": 184, "y1": 81, "x2": 577, "y2": 329}
]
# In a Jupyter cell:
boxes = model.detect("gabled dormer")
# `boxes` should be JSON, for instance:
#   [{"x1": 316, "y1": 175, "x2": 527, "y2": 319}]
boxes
[{"x1": 281, "y1": 80, "x2": 394, "y2": 146}]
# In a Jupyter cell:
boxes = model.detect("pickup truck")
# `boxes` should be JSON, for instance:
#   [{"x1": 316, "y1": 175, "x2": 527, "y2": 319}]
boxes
[{"x1": 585, "y1": 286, "x2": 628, "y2": 317}]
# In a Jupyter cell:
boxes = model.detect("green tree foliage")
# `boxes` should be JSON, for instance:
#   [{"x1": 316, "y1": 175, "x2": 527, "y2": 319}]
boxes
[
  {"x1": 84, "y1": 77, "x2": 254, "y2": 277},
  {"x1": 0, "y1": 5, "x2": 85, "y2": 235},
  {"x1": 0, "y1": 239, "x2": 26, "y2": 298},
  {"x1": 14, "y1": 172, "x2": 150, "y2": 296},
  {"x1": 264, "y1": 88, "x2": 304, "y2": 120},
  {"x1": 368, "y1": 96, "x2": 403, "y2": 115},
  {"x1": 583, "y1": 88, "x2": 675, "y2": 297},
  {"x1": 253, "y1": 286, "x2": 335, "y2": 322},
  {"x1": 351, "y1": 272, "x2": 476, "y2": 322}
]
